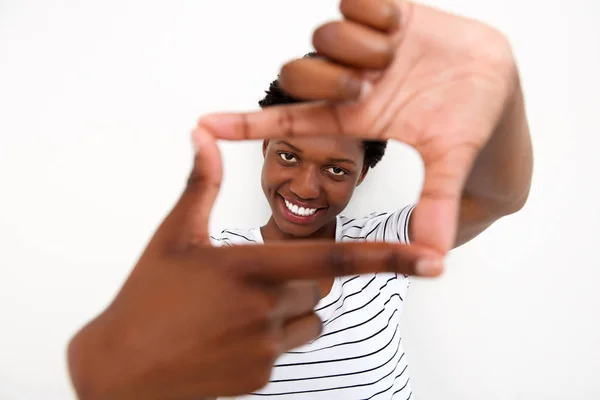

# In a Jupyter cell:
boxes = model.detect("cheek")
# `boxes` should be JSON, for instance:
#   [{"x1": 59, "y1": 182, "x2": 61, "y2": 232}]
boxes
[
  {"x1": 325, "y1": 180, "x2": 357, "y2": 207},
  {"x1": 261, "y1": 167, "x2": 273, "y2": 193},
  {"x1": 262, "y1": 158, "x2": 285, "y2": 190}
]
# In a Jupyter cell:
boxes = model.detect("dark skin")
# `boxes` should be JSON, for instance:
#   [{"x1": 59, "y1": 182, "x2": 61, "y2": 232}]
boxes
[
  {"x1": 67, "y1": 129, "x2": 437, "y2": 400},
  {"x1": 260, "y1": 136, "x2": 369, "y2": 297},
  {"x1": 67, "y1": 0, "x2": 532, "y2": 398},
  {"x1": 203, "y1": 0, "x2": 533, "y2": 255}
]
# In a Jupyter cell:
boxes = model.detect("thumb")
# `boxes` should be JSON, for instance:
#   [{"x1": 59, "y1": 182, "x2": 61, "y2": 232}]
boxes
[
  {"x1": 410, "y1": 143, "x2": 479, "y2": 254},
  {"x1": 153, "y1": 127, "x2": 223, "y2": 252}
]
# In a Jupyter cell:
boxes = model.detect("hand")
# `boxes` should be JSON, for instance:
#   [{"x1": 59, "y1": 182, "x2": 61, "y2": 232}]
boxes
[
  {"x1": 198, "y1": 0, "x2": 520, "y2": 255},
  {"x1": 67, "y1": 129, "x2": 440, "y2": 400}
]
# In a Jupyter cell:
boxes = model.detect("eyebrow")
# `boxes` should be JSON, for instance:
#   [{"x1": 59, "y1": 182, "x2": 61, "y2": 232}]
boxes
[
  {"x1": 277, "y1": 140, "x2": 303, "y2": 153},
  {"x1": 276, "y1": 140, "x2": 357, "y2": 165}
]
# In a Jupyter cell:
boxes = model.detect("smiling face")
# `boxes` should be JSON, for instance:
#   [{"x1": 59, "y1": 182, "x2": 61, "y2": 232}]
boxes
[{"x1": 261, "y1": 136, "x2": 368, "y2": 240}]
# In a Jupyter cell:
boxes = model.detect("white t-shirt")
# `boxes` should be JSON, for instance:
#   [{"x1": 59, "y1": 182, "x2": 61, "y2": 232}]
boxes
[{"x1": 211, "y1": 204, "x2": 416, "y2": 400}]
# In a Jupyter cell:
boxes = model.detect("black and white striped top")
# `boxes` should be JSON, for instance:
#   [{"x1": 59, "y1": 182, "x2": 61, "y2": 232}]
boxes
[{"x1": 211, "y1": 204, "x2": 416, "y2": 400}]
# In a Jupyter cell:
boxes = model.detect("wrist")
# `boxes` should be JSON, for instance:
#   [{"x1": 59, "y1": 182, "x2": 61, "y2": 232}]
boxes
[{"x1": 464, "y1": 74, "x2": 532, "y2": 214}]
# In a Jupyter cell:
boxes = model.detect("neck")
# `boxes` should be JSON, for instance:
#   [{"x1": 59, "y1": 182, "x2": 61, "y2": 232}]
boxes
[{"x1": 260, "y1": 216, "x2": 337, "y2": 242}]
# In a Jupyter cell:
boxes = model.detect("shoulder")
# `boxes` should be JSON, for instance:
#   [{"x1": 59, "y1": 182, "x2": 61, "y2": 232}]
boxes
[
  {"x1": 338, "y1": 204, "x2": 416, "y2": 244},
  {"x1": 210, "y1": 227, "x2": 261, "y2": 247}
]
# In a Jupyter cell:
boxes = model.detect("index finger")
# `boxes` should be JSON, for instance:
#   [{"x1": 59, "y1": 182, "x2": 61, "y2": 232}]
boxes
[
  {"x1": 196, "y1": 102, "x2": 345, "y2": 141},
  {"x1": 216, "y1": 241, "x2": 444, "y2": 280}
]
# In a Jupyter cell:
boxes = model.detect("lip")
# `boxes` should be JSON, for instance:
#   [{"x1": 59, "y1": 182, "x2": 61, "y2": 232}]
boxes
[
  {"x1": 278, "y1": 194, "x2": 326, "y2": 210},
  {"x1": 277, "y1": 194, "x2": 326, "y2": 225}
]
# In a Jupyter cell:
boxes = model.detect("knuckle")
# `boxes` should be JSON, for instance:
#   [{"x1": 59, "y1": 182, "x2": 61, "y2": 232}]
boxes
[
  {"x1": 384, "y1": 248, "x2": 401, "y2": 273},
  {"x1": 307, "y1": 313, "x2": 324, "y2": 339},
  {"x1": 326, "y1": 245, "x2": 354, "y2": 277},
  {"x1": 240, "y1": 113, "x2": 251, "y2": 140},
  {"x1": 276, "y1": 107, "x2": 296, "y2": 137},
  {"x1": 246, "y1": 368, "x2": 273, "y2": 393},
  {"x1": 186, "y1": 167, "x2": 205, "y2": 189},
  {"x1": 185, "y1": 167, "x2": 221, "y2": 193}
]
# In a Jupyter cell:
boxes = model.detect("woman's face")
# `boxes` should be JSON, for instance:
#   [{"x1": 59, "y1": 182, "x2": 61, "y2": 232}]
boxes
[{"x1": 261, "y1": 136, "x2": 368, "y2": 238}]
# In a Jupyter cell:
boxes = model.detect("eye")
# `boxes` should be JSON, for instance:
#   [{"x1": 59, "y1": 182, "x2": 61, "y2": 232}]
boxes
[
  {"x1": 278, "y1": 152, "x2": 298, "y2": 163},
  {"x1": 327, "y1": 166, "x2": 347, "y2": 176}
]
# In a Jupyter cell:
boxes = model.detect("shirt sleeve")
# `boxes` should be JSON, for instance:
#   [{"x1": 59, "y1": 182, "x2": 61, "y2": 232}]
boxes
[
  {"x1": 360, "y1": 204, "x2": 416, "y2": 244},
  {"x1": 210, "y1": 228, "x2": 259, "y2": 247},
  {"x1": 209, "y1": 233, "x2": 232, "y2": 247}
]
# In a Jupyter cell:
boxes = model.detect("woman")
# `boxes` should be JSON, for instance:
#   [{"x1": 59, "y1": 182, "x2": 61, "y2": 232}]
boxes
[
  {"x1": 67, "y1": 1, "x2": 533, "y2": 399},
  {"x1": 208, "y1": 42, "x2": 519, "y2": 396},
  {"x1": 211, "y1": 63, "x2": 418, "y2": 398}
]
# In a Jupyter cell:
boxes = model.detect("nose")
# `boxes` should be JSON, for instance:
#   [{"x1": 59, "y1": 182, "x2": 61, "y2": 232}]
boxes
[{"x1": 289, "y1": 165, "x2": 320, "y2": 200}]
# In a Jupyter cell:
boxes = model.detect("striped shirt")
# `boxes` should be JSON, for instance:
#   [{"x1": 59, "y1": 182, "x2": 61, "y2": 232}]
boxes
[{"x1": 211, "y1": 204, "x2": 416, "y2": 400}]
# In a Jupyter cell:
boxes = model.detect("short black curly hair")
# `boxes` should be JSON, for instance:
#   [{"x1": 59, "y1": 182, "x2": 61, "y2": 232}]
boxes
[{"x1": 258, "y1": 52, "x2": 387, "y2": 169}]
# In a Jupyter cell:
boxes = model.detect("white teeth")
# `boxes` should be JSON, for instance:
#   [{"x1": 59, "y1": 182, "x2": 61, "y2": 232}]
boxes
[{"x1": 284, "y1": 199, "x2": 317, "y2": 216}]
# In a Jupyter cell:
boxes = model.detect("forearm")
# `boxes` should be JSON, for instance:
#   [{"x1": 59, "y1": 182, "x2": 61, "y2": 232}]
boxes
[
  {"x1": 449, "y1": 77, "x2": 533, "y2": 247},
  {"x1": 463, "y1": 77, "x2": 533, "y2": 217}
]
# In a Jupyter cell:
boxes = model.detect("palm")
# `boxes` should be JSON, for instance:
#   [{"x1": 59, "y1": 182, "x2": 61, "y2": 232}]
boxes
[
  {"x1": 341, "y1": 3, "x2": 513, "y2": 147},
  {"x1": 199, "y1": 1, "x2": 518, "y2": 254},
  {"x1": 326, "y1": 4, "x2": 517, "y2": 250}
]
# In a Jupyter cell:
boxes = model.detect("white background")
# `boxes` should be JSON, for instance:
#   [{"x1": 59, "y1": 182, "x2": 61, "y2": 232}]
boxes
[{"x1": 1, "y1": 0, "x2": 599, "y2": 399}]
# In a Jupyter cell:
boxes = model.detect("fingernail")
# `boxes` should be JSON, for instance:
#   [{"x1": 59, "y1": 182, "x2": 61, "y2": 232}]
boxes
[
  {"x1": 191, "y1": 129, "x2": 204, "y2": 154},
  {"x1": 359, "y1": 80, "x2": 373, "y2": 100},
  {"x1": 342, "y1": 76, "x2": 364, "y2": 100},
  {"x1": 340, "y1": 78, "x2": 371, "y2": 104},
  {"x1": 415, "y1": 258, "x2": 444, "y2": 276},
  {"x1": 385, "y1": 1, "x2": 402, "y2": 31}
]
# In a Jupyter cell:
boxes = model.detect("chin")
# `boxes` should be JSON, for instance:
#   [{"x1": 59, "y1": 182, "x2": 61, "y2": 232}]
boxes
[{"x1": 275, "y1": 219, "x2": 322, "y2": 238}]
